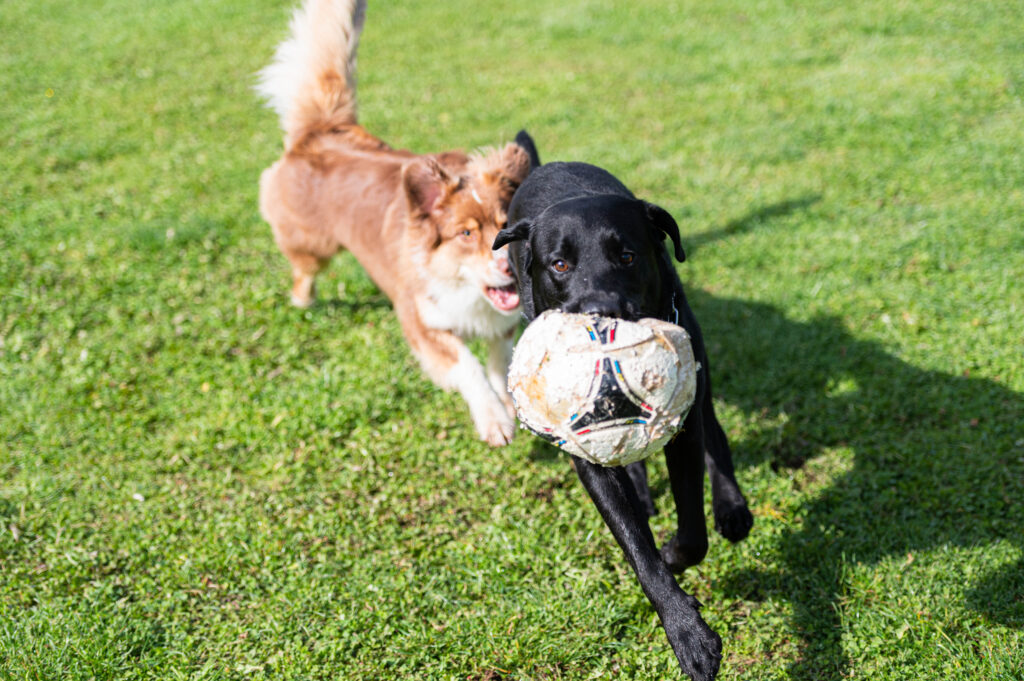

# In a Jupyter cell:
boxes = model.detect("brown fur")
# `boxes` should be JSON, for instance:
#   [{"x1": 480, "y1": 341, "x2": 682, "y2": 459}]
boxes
[{"x1": 258, "y1": 0, "x2": 530, "y2": 445}]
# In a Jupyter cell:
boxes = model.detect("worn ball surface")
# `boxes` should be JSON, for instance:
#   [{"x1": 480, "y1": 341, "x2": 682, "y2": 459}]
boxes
[{"x1": 508, "y1": 310, "x2": 700, "y2": 466}]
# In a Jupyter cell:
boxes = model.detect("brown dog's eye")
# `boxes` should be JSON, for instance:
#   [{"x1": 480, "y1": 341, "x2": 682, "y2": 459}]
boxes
[
  {"x1": 620, "y1": 252, "x2": 635, "y2": 265},
  {"x1": 458, "y1": 219, "x2": 479, "y2": 241},
  {"x1": 552, "y1": 259, "x2": 570, "y2": 273}
]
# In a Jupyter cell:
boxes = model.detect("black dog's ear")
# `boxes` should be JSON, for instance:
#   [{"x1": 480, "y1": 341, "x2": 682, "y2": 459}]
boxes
[
  {"x1": 514, "y1": 130, "x2": 541, "y2": 170},
  {"x1": 493, "y1": 219, "x2": 531, "y2": 250},
  {"x1": 643, "y1": 201, "x2": 686, "y2": 262}
]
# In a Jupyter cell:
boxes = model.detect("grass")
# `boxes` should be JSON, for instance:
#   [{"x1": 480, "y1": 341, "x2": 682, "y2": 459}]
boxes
[{"x1": 2, "y1": 0, "x2": 1023, "y2": 678}]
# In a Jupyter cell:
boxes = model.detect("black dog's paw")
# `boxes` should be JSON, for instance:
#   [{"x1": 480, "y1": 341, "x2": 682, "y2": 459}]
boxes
[
  {"x1": 661, "y1": 532, "x2": 708, "y2": 573},
  {"x1": 713, "y1": 499, "x2": 753, "y2": 543},
  {"x1": 665, "y1": 599, "x2": 722, "y2": 681}
]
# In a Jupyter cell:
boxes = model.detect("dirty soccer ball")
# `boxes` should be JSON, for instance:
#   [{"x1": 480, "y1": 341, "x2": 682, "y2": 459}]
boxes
[{"x1": 508, "y1": 310, "x2": 700, "y2": 466}]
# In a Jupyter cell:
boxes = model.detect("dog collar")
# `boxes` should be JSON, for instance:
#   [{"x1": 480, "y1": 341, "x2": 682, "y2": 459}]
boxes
[{"x1": 668, "y1": 293, "x2": 680, "y2": 326}]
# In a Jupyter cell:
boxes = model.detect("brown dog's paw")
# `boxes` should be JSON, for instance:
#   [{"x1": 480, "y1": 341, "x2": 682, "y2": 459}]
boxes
[
  {"x1": 500, "y1": 393, "x2": 517, "y2": 420},
  {"x1": 476, "y1": 411, "x2": 516, "y2": 447},
  {"x1": 289, "y1": 270, "x2": 317, "y2": 308}
]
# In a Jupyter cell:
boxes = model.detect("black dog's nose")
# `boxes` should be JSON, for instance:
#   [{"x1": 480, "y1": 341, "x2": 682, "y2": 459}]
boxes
[{"x1": 571, "y1": 296, "x2": 626, "y2": 319}]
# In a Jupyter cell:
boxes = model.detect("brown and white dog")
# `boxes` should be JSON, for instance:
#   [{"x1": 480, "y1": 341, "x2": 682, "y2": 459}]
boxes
[{"x1": 257, "y1": 0, "x2": 534, "y2": 445}]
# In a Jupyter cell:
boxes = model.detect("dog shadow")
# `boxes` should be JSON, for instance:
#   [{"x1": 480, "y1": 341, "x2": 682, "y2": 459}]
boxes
[
  {"x1": 522, "y1": 195, "x2": 1020, "y2": 677},
  {"x1": 318, "y1": 295, "x2": 391, "y2": 317},
  {"x1": 528, "y1": 440, "x2": 563, "y2": 462},
  {"x1": 690, "y1": 289, "x2": 1024, "y2": 679},
  {"x1": 684, "y1": 194, "x2": 821, "y2": 258}
]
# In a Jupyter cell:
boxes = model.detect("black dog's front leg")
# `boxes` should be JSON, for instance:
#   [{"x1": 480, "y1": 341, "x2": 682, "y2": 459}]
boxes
[
  {"x1": 625, "y1": 460, "x2": 657, "y2": 517},
  {"x1": 659, "y1": 407, "x2": 711, "y2": 573},
  {"x1": 699, "y1": 371, "x2": 753, "y2": 543},
  {"x1": 573, "y1": 456, "x2": 722, "y2": 681},
  {"x1": 702, "y1": 400, "x2": 754, "y2": 542}
]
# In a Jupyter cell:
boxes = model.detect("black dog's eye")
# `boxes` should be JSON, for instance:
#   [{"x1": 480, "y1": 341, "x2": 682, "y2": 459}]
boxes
[
  {"x1": 552, "y1": 259, "x2": 570, "y2": 273},
  {"x1": 620, "y1": 252, "x2": 635, "y2": 265}
]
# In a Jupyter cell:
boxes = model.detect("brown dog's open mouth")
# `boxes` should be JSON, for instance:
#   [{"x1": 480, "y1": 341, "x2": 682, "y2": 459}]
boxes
[{"x1": 485, "y1": 284, "x2": 521, "y2": 312}]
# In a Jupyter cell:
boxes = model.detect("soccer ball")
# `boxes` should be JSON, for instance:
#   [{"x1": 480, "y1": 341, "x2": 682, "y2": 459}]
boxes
[{"x1": 508, "y1": 310, "x2": 700, "y2": 466}]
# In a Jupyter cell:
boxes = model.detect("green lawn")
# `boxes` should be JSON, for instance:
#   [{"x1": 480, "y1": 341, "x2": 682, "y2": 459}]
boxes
[{"x1": 2, "y1": 0, "x2": 1022, "y2": 679}]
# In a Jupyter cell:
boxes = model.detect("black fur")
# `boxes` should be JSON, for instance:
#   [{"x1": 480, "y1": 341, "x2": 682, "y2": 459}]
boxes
[
  {"x1": 494, "y1": 156, "x2": 753, "y2": 680},
  {"x1": 514, "y1": 129, "x2": 542, "y2": 170}
]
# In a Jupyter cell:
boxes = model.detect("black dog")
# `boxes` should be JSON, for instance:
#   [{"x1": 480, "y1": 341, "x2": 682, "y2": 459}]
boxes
[{"x1": 494, "y1": 135, "x2": 753, "y2": 681}]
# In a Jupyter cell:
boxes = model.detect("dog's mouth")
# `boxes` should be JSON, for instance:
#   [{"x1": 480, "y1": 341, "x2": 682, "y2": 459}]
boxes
[{"x1": 484, "y1": 284, "x2": 521, "y2": 312}]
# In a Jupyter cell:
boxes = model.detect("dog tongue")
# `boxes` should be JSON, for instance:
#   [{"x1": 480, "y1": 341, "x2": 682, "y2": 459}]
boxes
[{"x1": 486, "y1": 284, "x2": 520, "y2": 311}]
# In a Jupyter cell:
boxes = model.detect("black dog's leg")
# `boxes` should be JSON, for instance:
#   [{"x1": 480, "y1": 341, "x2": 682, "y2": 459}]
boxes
[
  {"x1": 660, "y1": 410, "x2": 711, "y2": 573},
  {"x1": 573, "y1": 456, "x2": 721, "y2": 681},
  {"x1": 701, "y1": 385, "x2": 754, "y2": 543},
  {"x1": 625, "y1": 460, "x2": 657, "y2": 517}
]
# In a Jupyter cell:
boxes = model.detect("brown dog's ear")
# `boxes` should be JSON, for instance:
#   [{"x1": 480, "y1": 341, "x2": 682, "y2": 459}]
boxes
[
  {"x1": 643, "y1": 201, "x2": 686, "y2": 263},
  {"x1": 493, "y1": 219, "x2": 531, "y2": 250},
  {"x1": 486, "y1": 142, "x2": 532, "y2": 193},
  {"x1": 403, "y1": 158, "x2": 458, "y2": 216}
]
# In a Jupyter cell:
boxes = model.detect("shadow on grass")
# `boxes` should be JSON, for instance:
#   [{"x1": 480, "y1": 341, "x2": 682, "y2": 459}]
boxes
[
  {"x1": 685, "y1": 194, "x2": 822, "y2": 257},
  {"x1": 691, "y1": 290, "x2": 1024, "y2": 679},
  {"x1": 318, "y1": 294, "x2": 392, "y2": 317},
  {"x1": 528, "y1": 439, "x2": 563, "y2": 462}
]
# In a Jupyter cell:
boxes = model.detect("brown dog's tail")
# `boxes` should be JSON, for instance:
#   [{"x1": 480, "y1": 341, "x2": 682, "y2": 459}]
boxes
[{"x1": 257, "y1": 0, "x2": 366, "y2": 150}]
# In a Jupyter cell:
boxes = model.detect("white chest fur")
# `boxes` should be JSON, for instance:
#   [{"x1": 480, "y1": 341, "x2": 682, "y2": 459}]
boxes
[{"x1": 417, "y1": 280, "x2": 519, "y2": 340}]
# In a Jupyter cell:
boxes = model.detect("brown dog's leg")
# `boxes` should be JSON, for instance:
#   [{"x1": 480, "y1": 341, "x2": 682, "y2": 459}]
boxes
[
  {"x1": 286, "y1": 252, "x2": 329, "y2": 308},
  {"x1": 485, "y1": 329, "x2": 516, "y2": 418},
  {"x1": 397, "y1": 303, "x2": 515, "y2": 446}
]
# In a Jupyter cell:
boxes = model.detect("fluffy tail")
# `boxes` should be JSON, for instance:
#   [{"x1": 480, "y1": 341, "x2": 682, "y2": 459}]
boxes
[{"x1": 257, "y1": 0, "x2": 367, "y2": 149}]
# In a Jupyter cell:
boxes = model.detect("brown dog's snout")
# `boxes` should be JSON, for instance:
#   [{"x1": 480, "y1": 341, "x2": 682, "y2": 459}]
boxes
[{"x1": 494, "y1": 254, "x2": 512, "y2": 278}]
